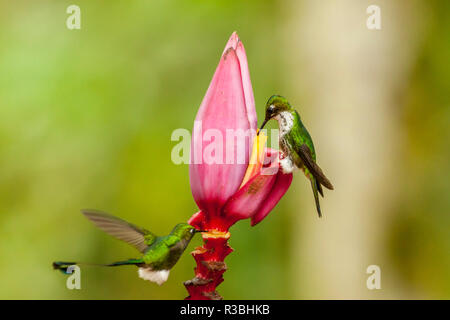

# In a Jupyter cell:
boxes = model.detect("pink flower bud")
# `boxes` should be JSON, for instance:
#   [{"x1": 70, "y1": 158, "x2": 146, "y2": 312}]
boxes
[{"x1": 189, "y1": 32, "x2": 292, "y2": 229}]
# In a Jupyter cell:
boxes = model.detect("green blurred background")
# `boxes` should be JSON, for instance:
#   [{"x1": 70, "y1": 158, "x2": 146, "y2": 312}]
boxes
[{"x1": 0, "y1": 0, "x2": 448, "y2": 299}]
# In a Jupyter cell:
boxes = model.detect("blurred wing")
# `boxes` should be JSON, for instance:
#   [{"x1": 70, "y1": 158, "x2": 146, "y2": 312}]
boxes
[
  {"x1": 81, "y1": 209, "x2": 157, "y2": 253},
  {"x1": 294, "y1": 144, "x2": 334, "y2": 190}
]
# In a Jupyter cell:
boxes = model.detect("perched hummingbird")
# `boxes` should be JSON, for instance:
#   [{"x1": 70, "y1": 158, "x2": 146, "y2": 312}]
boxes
[
  {"x1": 258, "y1": 95, "x2": 334, "y2": 217},
  {"x1": 53, "y1": 210, "x2": 204, "y2": 285}
]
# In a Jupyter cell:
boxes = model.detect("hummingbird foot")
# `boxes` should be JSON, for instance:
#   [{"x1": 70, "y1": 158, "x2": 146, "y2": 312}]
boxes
[{"x1": 138, "y1": 268, "x2": 170, "y2": 286}]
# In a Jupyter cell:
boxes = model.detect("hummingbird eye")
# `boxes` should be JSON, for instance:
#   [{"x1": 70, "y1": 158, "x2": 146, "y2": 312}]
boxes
[
  {"x1": 267, "y1": 105, "x2": 276, "y2": 117},
  {"x1": 190, "y1": 229, "x2": 195, "y2": 234}
]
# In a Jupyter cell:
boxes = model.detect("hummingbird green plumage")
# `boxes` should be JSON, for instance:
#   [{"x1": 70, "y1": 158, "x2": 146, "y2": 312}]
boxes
[
  {"x1": 53, "y1": 210, "x2": 204, "y2": 285},
  {"x1": 259, "y1": 95, "x2": 334, "y2": 217}
]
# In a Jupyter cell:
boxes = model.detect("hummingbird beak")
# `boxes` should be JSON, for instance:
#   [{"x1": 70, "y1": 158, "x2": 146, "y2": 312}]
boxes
[
  {"x1": 195, "y1": 229, "x2": 207, "y2": 233},
  {"x1": 257, "y1": 119, "x2": 268, "y2": 135}
]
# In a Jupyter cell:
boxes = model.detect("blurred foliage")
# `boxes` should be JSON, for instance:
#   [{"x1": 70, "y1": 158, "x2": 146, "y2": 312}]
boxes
[
  {"x1": 0, "y1": 0, "x2": 289, "y2": 299},
  {"x1": 0, "y1": 0, "x2": 448, "y2": 299},
  {"x1": 386, "y1": 0, "x2": 450, "y2": 299}
]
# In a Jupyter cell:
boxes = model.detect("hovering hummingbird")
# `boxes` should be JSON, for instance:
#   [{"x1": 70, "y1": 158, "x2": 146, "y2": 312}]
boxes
[
  {"x1": 53, "y1": 210, "x2": 204, "y2": 285},
  {"x1": 258, "y1": 95, "x2": 334, "y2": 217}
]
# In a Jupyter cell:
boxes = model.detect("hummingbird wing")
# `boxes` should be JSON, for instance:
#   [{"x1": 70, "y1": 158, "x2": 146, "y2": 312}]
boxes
[
  {"x1": 162, "y1": 234, "x2": 181, "y2": 247},
  {"x1": 81, "y1": 209, "x2": 157, "y2": 253},
  {"x1": 294, "y1": 144, "x2": 334, "y2": 190}
]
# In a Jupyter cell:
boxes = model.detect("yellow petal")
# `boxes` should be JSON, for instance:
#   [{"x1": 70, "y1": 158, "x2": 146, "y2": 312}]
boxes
[
  {"x1": 239, "y1": 131, "x2": 267, "y2": 188},
  {"x1": 202, "y1": 230, "x2": 231, "y2": 239}
]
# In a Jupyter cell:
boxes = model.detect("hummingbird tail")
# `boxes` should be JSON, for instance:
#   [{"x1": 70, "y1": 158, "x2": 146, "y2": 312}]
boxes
[
  {"x1": 317, "y1": 180, "x2": 324, "y2": 197},
  {"x1": 53, "y1": 259, "x2": 144, "y2": 274},
  {"x1": 106, "y1": 259, "x2": 144, "y2": 267},
  {"x1": 310, "y1": 179, "x2": 322, "y2": 218},
  {"x1": 52, "y1": 261, "x2": 80, "y2": 274}
]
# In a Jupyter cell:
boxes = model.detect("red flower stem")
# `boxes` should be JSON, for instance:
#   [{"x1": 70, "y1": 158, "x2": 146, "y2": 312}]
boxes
[{"x1": 184, "y1": 213, "x2": 238, "y2": 300}]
